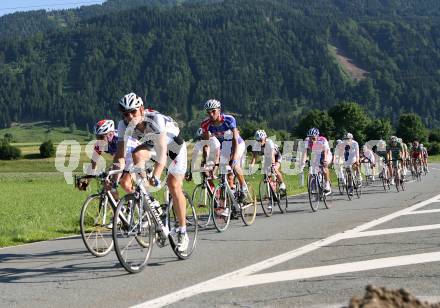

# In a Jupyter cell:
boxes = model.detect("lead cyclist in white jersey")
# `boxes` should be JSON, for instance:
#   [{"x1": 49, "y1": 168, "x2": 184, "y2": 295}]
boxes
[{"x1": 111, "y1": 92, "x2": 189, "y2": 252}]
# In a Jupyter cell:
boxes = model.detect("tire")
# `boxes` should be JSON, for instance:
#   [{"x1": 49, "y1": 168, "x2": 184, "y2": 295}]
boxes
[
  {"x1": 308, "y1": 175, "x2": 320, "y2": 212},
  {"x1": 345, "y1": 171, "x2": 353, "y2": 201},
  {"x1": 212, "y1": 184, "x2": 232, "y2": 232},
  {"x1": 240, "y1": 184, "x2": 257, "y2": 226},
  {"x1": 277, "y1": 181, "x2": 288, "y2": 213},
  {"x1": 354, "y1": 174, "x2": 362, "y2": 199},
  {"x1": 168, "y1": 192, "x2": 198, "y2": 260},
  {"x1": 259, "y1": 178, "x2": 274, "y2": 217},
  {"x1": 338, "y1": 178, "x2": 344, "y2": 195},
  {"x1": 80, "y1": 194, "x2": 114, "y2": 257},
  {"x1": 112, "y1": 194, "x2": 154, "y2": 274},
  {"x1": 192, "y1": 184, "x2": 212, "y2": 228}
]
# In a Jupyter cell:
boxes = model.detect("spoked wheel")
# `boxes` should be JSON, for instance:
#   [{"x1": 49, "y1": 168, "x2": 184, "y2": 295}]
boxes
[
  {"x1": 168, "y1": 192, "x2": 198, "y2": 260},
  {"x1": 240, "y1": 184, "x2": 257, "y2": 226},
  {"x1": 80, "y1": 194, "x2": 114, "y2": 257},
  {"x1": 113, "y1": 193, "x2": 154, "y2": 274},
  {"x1": 400, "y1": 178, "x2": 406, "y2": 191},
  {"x1": 345, "y1": 171, "x2": 353, "y2": 201},
  {"x1": 338, "y1": 178, "x2": 345, "y2": 195},
  {"x1": 212, "y1": 185, "x2": 232, "y2": 232},
  {"x1": 322, "y1": 177, "x2": 331, "y2": 209},
  {"x1": 276, "y1": 181, "x2": 288, "y2": 213},
  {"x1": 308, "y1": 175, "x2": 320, "y2": 212},
  {"x1": 259, "y1": 178, "x2": 274, "y2": 217},
  {"x1": 192, "y1": 184, "x2": 212, "y2": 228},
  {"x1": 395, "y1": 176, "x2": 400, "y2": 192},
  {"x1": 354, "y1": 174, "x2": 362, "y2": 199}
]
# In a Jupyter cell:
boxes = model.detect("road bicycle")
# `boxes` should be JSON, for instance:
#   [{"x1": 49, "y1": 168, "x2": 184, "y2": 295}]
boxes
[
  {"x1": 360, "y1": 157, "x2": 374, "y2": 186},
  {"x1": 258, "y1": 166, "x2": 287, "y2": 217},
  {"x1": 378, "y1": 158, "x2": 391, "y2": 191},
  {"x1": 390, "y1": 159, "x2": 405, "y2": 192},
  {"x1": 306, "y1": 161, "x2": 331, "y2": 212},
  {"x1": 344, "y1": 163, "x2": 362, "y2": 200},
  {"x1": 211, "y1": 165, "x2": 257, "y2": 232},
  {"x1": 190, "y1": 164, "x2": 217, "y2": 228},
  {"x1": 75, "y1": 169, "x2": 125, "y2": 257},
  {"x1": 112, "y1": 167, "x2": 198, "y2": 273}
]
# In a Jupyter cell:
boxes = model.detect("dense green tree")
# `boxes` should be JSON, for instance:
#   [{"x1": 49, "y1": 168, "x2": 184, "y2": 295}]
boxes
[
  {"x1": 397, "y1": 113, "x2": 428, "y2": 143},
  {"x1": 39, "y1": 140, "x2": 56, "y2": 158},
  {"x1": 296, "y1": 109, "x2": 335, "y2": 140},
  {"x1": 365, "y1": 119, "x2": 393, "y2": 142},
  {"x1": 328, "y1": 102, "x2": 370, "y2": 143}
]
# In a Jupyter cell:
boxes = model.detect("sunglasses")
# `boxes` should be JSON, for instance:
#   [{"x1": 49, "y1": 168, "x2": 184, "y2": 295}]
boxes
[{"x1": 122, "y1": 109, "x2": 138, "y2": 117}]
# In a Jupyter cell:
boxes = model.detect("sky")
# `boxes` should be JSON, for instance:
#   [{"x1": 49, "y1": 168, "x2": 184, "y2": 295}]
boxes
[{"x1": 0, "y1": 0, "x2": 105, "y2": 17}]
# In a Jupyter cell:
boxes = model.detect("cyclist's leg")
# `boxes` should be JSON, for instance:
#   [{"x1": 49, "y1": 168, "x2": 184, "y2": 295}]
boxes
[
  {"x1": 167, "y1": 143, "x2": 188, "y2": 230},
  {"x1": 232, "y1": 142, "x2": 247, "y2": 189},
  {"x1": 119, "y1": 171, "x2": 134, "y2": 193}
]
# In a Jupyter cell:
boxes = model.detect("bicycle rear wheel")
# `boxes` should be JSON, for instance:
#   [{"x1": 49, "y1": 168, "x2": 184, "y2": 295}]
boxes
[
  {"x1": 259, "y1": 178, "x2": 274, "y2": 217},
  {"x1": 113, "y1": 194, "x2": 154, "y2": 274},
  {"x1": 168, "y1": 192, "x2": 198, "y2": 260},
  {"x1": 192, "y1": 184, "x2": 212, "y2": 228},
  {"x1": 354, "y1": 174, "x2": 362, "y2": 199},
  {"x1": 338, "y1": 178, "x2": 344, "y2": 195},
  {"x1": 308, "y1": 175, "x2": 320, "y2": 212},
  {"x1": 212, "y1": 185, "x2": 232, "y2": 232},
  {"x1": 80, "y1": 194, "x2": 114, "y2": 257},
  {"x1": 240, "y1": 184, "x2": 257, "y2": 226}
]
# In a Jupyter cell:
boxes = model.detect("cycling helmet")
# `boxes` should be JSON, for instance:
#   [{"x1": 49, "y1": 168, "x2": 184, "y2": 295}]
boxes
[
  {"x1": 93, "y1": 119, "x2": 115, "y2": 135},
  {"x1": 390, "y1": 136, "x2": 398, "y2": 143},
  {"x1": 119, "y1": 92, "x2": 144, "y2": 111},
  {"x1": 397, "y1": 137, "x2": 403, "y2": 143},
  {"x1": 255, "y1": 130, "x2": 267, "y2": 141},
  {"x1": 343, "y1": 132, "x2": 353, "y2": 140},
  {"x1": 195, "y1": 127, "x2": 204, "y2": 139},
  {"x1": 420, "y1": 143, "x2": 424, "y2": 148},
  {"x1": 336, "y1": 139, "x2": 342, "y2": 145},
  {"x1": 204, "y1": 99, "x2": 221, "y2": 111},
  {"x1": 307, "y1": 127, "x2": 320, "y2": 137}
]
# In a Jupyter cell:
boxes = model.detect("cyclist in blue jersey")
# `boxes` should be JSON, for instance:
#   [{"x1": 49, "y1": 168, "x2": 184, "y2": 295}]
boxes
[{"x1": 200, "y1": 99, "x2": 250, "y2": 203}]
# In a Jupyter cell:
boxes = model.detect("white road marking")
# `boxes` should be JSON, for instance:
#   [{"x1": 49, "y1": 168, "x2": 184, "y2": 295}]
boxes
[
  {"x1": 133, "y1": 193, "x2": 440, "y2": 308},
  {"x1": 345, "y1": 224, "x2": 440, "y2": 239},
  {"x1": 406, "y1": 209, "x2": 440, "y2": 215},
  {"x1": 221, "y1": 251, "x2": 440, "y2": 291}
]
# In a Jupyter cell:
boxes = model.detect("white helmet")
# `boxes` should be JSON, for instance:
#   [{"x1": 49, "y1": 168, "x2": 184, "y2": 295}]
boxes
[
  {"x1": 119, "y1": 92, "x2": 143, "y2": 111},
  {"x1": 420, "y1": 143, "x2": 424, "y2": 148},
  {"x1": 204, "y1": 99, "x2": 221, "y2": 111},
  {"x1": 93, "y1": 119, "x2": 115, "y2": 135},
  {"x1": 336, "y1": 139, "x2": 342, "y2": 145},
  {"x1": 255, "y1": 130, "x2": 267, "y2": 141},
  {"x1": 343, "y1": 132, "x2": 353, "y2": 140}
]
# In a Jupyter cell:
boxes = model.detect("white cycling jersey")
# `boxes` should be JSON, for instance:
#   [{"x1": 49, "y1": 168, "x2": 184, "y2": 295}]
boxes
[{"x1": 192, "y1": 136, "x2": 220, "y2": 169}]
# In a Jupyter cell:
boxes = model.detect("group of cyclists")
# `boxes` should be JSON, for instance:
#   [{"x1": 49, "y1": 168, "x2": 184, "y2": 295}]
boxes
[{"x1": 82, "y1": 92, "x2": 431, "y2": 258}]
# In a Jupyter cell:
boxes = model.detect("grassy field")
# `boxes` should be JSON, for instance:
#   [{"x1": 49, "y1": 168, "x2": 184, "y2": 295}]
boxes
[{"x1": 0, "y1": 122, "x2": 91, "y2": 143}]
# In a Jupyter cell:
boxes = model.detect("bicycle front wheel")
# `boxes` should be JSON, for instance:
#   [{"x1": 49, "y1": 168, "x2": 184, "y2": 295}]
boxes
[
  {"x1": 276, "y1": 181, "x2": 287, "y2": 213},
  {"x1": 113, "y1": 194, "x2": 154, "y2": 274},
  {"x1": 80, "y1": 194, "x2": 114, "y2": 257},
  {"x1": 259, "y1": 178, "x2": 274, "y2": 217},
  {"x1": 168, "y1": 191, "x2": 198, "y2": 260},
  {"x1": 240, "y1": 184, "x2": 257, "y2": 226},
  {"x1": 308, "y1": 175, "x2": 320, "y2": 212},
  {"x1": 212, "y1": 185, "x2": 232, "y2": 232},
  {"x1": 192, "y1": 184, "x2": 212, "y2": 228}
]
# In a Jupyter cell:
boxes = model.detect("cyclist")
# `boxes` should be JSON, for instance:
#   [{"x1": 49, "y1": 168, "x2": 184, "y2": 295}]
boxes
[
  {"x1": 341, "y1": 133, "x2": 361, "y2": 195},
  {"x1": 333, "y1": 139, "x2": 345, "y2": 185},
  {"x1": 373, "y1": 140, "x2": 390, "y2": 181},
  {"x1": 361, "y1": 144, "x2": 376, "y2": 181},
  {"x1": 399, "y1": 138, "x2": 409, "y2": 176},
  {"x1": 187, "y1": 128, "x2": 220, "y2": 180},
  {"x1": 200, "y1": 99, "x2": 251, "y2": 205},
  {"x1": 411, "y1": 140, "x2": 423, "y2": 175},
  {"x1": 249, "y1": 129, "x2": 286, "y2": 195},
  {"x1": 420, "y1": 143, "x2": 429, "y2": 173},
  {"x1": 83, "y1": 119, "x2": 138, "y2": 195},
  {"x1": 300, "y1": 128, "x2": 332, "y2": 194},
  {"x1": 387, "y1": 136, "x2": 403, "y2": 185},
  {"x1": 111, "y1": 92, "x2": 189, "y2": 252}
]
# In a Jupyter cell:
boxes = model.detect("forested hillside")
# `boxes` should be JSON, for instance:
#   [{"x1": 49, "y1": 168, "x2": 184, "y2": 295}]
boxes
[{"x1": 1, "y1": 0, "x2": 440, "y2": 135}]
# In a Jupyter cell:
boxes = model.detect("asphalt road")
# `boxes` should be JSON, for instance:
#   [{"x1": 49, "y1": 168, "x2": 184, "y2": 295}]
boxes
[{"x1": 1, "y1": 165, "x2": 440, "y2": 308}]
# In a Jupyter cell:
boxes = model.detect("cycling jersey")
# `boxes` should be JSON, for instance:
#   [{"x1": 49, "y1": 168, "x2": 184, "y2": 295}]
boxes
[
  {"x1": 252, "y1": 139, "x2": 282, "y2": 162},
  {"x1": 117, "y1": 109, "x2": 186, "y2": 175},
  {"x1": 305, "y1": 136, "x2": 332, "y2": 167},
  {"x1": 200, "y1": 114, "x2": 243, "y2": 145},
  {"x1": 193, "y1": 137, "x2": 221, "y2": 165},
  {"x1": 94, "y1": 135, "x2": 118, "y2": 156},
  {"x1": 387, "y1": 141, "x2": 403, "y2": 160}
]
